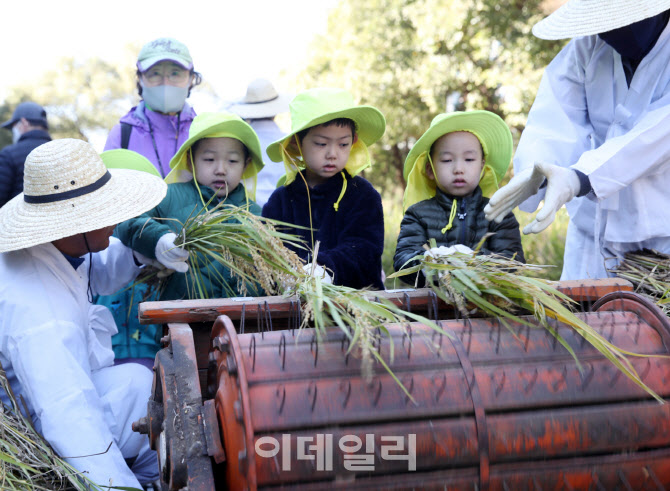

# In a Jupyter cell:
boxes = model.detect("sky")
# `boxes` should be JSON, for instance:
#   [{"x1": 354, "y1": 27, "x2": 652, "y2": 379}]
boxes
[{"x1": 2, "y1": 0, "x2": 338, "y2": 107}]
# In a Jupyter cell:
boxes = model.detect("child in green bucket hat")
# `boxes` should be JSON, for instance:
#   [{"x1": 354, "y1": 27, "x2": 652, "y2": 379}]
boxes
[
  {"x1": 262, "y1": 87, "x2": 386, "y2": 290},
  {"x1": 394, "y1": 110, "x2": 525, "y2": 285},
  {"x1": 115, "y1": 112, "x2": 265, "y2": 311}
]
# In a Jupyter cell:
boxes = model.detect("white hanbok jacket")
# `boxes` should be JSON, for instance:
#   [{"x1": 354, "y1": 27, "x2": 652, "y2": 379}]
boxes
[
  {"x1": 515, "y1": 23, "x2": 670, "y2": 279},
  {"x1": 0, "y1": 238, "x2": 149, "y2": 488}
]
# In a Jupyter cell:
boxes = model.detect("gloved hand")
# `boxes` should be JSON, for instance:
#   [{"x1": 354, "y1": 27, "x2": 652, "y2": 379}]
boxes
[
  {"x1": 484, "y1": 162, "x2": 547, "y2": 224},
  {"x1": 155, "y1": 233, "x2": 189, "y2": 273},
  {"x1": 484, "y1": 162, "x2": 580, "y2": 234},
  {"x1": 423, "y1": 244, "x2": 474, "y2": 260},
  {"x1": 133, "y1": 250, "x2": 176, "y2": 278},
  {"x1": 303, "y1": 263, "x2": 333, "y2": 284}
]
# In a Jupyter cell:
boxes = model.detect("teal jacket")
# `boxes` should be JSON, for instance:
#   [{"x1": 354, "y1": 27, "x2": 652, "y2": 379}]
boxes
[
  {"x1": 116, "y1": 180, "x2": 262, "y2": 301},
  {"x1": 104, "y1": 181, "x2": 261, "y2": 362}
]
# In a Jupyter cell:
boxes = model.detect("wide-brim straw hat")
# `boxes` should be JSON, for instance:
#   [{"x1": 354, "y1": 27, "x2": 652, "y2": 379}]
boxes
[
  {"x1": 101, "y1": 149, "x2": 161, "y2": 177},
  {"x1": 227, "y1": 78, "x2": 292, "y2": 120},
  {"x1": 532, "y1": 0, "x2": 670, "y2": 40},
  {"x1": 0, "y1": 139, "x2": 167, "y2": 253},
  {"x1": 266, "y1": 88, "x2": 386, "y2": 163},
  {"x1": 165, "y1": 112, "x2": 264, "y2": 184},
  {"x1": 403, "y1": 110, "x2": 512, "y2": 212}
]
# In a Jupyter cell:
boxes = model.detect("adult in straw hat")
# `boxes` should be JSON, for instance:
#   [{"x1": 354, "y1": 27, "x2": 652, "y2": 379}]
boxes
[
  {"x1": 484, "y1": 0, "x2": 670, "y2": 280},
  {"x1": 0, "y1": 139, "x2": 167, "y2": 488},
  {"x1": 228, "y1": 78, "x2": 292, "y2": 206}
]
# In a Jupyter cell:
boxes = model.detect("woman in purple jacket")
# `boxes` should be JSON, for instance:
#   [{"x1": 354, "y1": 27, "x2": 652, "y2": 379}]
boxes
[{"x1": 104, "y1": 37, "x2": 202, "y2": 177}]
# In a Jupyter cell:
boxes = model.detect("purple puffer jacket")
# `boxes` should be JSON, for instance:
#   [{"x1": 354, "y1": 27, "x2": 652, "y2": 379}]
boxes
[{"x1": 104, "y1": 101, "x2": 196, "y2": 177}]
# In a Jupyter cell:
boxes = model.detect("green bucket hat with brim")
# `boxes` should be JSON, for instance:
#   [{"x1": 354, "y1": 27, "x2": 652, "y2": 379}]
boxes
[
  {"x1": 165, "y1": 112, "x2": 264, "y2": 188},
  {"x1": 403, "y1": 110, "x2": 513, "y2": 212},
  {"x1": 101, "y1": 149, "x2": 161, "y2": 177},
  {"x1": 266, "y1": 88, "x2": 386, "y2": 185}
]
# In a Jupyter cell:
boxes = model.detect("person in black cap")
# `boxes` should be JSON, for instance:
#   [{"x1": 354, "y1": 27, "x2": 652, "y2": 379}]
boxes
[{"x1": 0, "y1": 101, "x2": 51, "y2": 207}]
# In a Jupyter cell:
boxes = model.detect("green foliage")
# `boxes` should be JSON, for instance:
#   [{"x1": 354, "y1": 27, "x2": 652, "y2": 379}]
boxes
[
  {"x1": 295, "y1": 0, "x2": 565, "y2": 193},
  {"x1": 2, "y1": 47, "x2": 140, "y2": 141},
  {"x1": 519, "y1": 206, "x2": 568, "y2": 280}
]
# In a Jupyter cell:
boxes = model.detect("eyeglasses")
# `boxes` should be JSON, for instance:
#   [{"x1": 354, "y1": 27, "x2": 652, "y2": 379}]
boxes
[{"x1": 142, "y1": 67, "x2": 190, "y2": 85}]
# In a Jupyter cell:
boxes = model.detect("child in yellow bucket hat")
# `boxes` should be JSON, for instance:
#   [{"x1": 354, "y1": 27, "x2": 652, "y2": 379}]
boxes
[
  {"x1": 394, "y1": 110, "x2": 525, "y2": 285},
  {"x1": 115, "y1": 112, "x2": 265, "y2": 305},
  {"x1": 262, "y1": 87, "x2": 386, "y2": 290}
]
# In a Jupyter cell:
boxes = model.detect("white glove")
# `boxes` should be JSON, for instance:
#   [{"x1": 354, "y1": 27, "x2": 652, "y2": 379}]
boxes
[
  {"x1": 423, "y1": 244, "x2": 474, "y2": 259},
  {"x1": 133, "y1": 250, "x2": 176, "y2": 278},
  {"x1": 484, "y1": 162, "x2": 547, "y2": 224},
  {"x1": 484, "y1": 162, "x2": 580, "y2": 234},
  {"x1": 155, "y1": 233, "x2": 189, "y2": 273},
  {"x1": 303, "y1": 263, "x2": 333, "y2": 284}
]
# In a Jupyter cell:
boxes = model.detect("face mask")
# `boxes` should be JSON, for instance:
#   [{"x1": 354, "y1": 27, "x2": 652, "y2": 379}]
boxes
[
  {"x1": 11, "y1": 124, "x2": 22, "y2": 144},
  {"x1": 141, "y1": 84, "x2": 189, "y2": 114},
  {"x1": 599, "y1": 10, "x2": 670, "y2": 60}
]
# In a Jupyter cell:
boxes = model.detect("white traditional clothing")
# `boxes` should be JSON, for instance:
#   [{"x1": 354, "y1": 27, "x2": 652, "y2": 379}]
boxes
[
  {"x1": 0, "y1": 238, "x2": 158, "y2": 488},
  {"x1": 515, "y1": 23, "x2": 670, "y2": 279}
]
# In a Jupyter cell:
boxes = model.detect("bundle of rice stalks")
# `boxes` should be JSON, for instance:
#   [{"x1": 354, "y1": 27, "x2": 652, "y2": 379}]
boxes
[
  {"x1": 289, "y1": 245, "x2": 446, "y2": 385},
  {"x1": 0, "y1": 364, "x2": 102, "y2": 491},
  {"x1": 610, "y1": 249, "x2": 670, "y2": 315},
  {"x1": 163, "y1": 202, "x2": 306, "y2": 298},
  {"x1": 388, "y1": 245, "x2": 663, "y2": 402},
  {"x1": 140, "y1": 204, "x2": 448, "y2": 392}
]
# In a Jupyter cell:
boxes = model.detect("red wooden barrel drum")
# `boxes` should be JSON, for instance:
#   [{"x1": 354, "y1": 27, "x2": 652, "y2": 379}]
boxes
[{"x1": 134, "y1": 280, "x2": 670, "y2": 490}]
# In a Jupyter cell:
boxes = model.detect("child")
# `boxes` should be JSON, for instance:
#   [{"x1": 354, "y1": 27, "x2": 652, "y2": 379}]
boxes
[
  {"x1": 95, "y1": 149, "x2": 163, "y2": 369},
  {"x1": 116, "y1": 111, "x2": 265, "y2": 309},
  {"x1": 262, "y1": 88, "x2": 386, "y2": 290},
  {"x1": 394, "y1": 110, "x2": 524, "y2": 285}
]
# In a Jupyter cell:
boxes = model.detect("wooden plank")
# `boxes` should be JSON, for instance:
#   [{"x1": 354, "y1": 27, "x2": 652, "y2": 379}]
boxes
[{"x1": 138, "y1": 278, "x2": 634, "y2": 325}]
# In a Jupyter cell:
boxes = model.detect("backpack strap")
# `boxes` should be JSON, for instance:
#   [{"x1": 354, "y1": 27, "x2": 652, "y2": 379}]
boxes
[{"x1": 120, "y1": 122, "x2": 132, "y2": 149}]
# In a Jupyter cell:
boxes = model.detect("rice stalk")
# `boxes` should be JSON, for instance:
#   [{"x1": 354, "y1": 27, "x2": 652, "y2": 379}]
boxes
[
  {"x1": 610, "y1": 249, "x2": 670, "y2": 315},
  {"x1": 388, "y1": 244, "x2": 664, "y2": 402},
  {"x1": 291, "y1": 243, "x2": 447, "y2": 386},
  {"x1": 0, "y1": 363, "x2": 105, "y2": 490}
]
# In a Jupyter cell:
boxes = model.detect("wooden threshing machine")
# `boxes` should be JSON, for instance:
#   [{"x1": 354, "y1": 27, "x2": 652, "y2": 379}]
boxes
[{"x1": 132, "y1": 279, "x2": 670, "y2": 490}]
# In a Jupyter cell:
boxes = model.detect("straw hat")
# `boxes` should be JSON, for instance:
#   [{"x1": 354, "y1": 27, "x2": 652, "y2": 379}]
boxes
[
  {"x1": 101, "y1": 149, "x2": 161, "y2": 177},
  {"x1": 403, "y1": 111, "x2": 512, "y2": 212},
  {"x1": 227, "y1": 78, "x2": 292, "y2": 119},
  {"x1": 532, "y1": 0, "x2": 670, "y2": 40},
  {"x1": 0, "y1": 139, "x2": 167, "y2": 253},
  {"x1": 165, "y1": 112, "x2": 264, "y2": 184}
]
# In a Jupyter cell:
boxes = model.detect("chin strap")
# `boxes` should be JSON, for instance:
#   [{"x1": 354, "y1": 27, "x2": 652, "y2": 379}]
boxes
[
  {"x1": 82, "y1": 233, "x2": 94, "y2": 303},
  {"x1": 441, "y1": 199, "x2": 458, "y2": 234},
  {"x1": 333, "y1": 172, "x2": 348, "y2": 211}
]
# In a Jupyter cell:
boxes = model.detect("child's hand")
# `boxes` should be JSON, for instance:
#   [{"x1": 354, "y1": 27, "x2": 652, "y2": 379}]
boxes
[
  {"x1": 133, "y1": 250, "x2": 176, "y2": 278},
  {"x1": 155, "y1": 233, "x2": 190, "y2": 273},
  {"x1": 303, "y1": 263, "x2": 333, "y2": 284},
  {"x1": 423, "y1": 244, "x2": 473, "y2": 259}
]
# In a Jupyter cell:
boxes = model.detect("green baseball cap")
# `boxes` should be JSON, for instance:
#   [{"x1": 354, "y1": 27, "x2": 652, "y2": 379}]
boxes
[
  {"x1": 101, "y1": 149, "x2": 160, "y2": 177},
  {"x1": 165, "y1": 112, "x2": 264, "y2": 185},
  {"x1": 137, "y1": 37, "x2": 193, "y2": 71},
  {"x1": 266, "y1": 88, "x2": 386, "y2": 163}
]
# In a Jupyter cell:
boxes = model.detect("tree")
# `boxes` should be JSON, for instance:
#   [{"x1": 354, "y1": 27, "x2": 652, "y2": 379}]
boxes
[
  {"x1": 290, "y1": 0, "x2": 567, "y2": 279},
  {"x1": 293, "y1": 0, "x2": 565, "y2": 195},
  {"x1": 1, "y1": 43, "x2": 220, "y2": 147}
]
